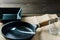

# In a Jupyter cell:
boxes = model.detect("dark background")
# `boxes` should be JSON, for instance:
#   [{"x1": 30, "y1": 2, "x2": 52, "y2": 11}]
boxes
[{"x1": 0, "y1": 0, "x2": 60, "y2": 16}]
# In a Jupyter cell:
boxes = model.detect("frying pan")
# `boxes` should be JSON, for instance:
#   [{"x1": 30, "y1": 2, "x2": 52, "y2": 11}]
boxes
[
  {"x1": 2, "y1": 21, "x2": 37, "y2": 40},
  {"x1": 0, "y1": 8, "x2": 22, "y2": 21}
]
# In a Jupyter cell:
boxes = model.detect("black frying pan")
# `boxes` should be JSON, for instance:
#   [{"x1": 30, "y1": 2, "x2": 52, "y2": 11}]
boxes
[
  {"x1": 0, "y1": 8, "x2": 22, "y2": 21},
  {"x1": 1, "y1": 21, "x2": 37, "y2": 40}
]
